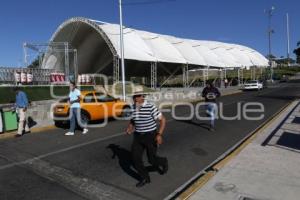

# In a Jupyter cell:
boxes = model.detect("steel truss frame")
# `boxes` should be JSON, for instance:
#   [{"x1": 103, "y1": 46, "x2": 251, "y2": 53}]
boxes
[
  {"x1": 181, "y1": 64, "x2": 188, "y2": 88},
  {"x1": 113, "y1": 56, "x2": 120, "y2": 83},
  {"x1": 23, "y1": 42, "x2": 78, "y2": 82},
  {"x1": 151, "y1": 62, "x2": 157, "y2": 89}
]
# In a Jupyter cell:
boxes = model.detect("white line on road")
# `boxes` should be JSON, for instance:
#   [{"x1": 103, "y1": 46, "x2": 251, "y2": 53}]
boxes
[{"x1": 0, "y1": 118, "x2": 175, "y2": 171}]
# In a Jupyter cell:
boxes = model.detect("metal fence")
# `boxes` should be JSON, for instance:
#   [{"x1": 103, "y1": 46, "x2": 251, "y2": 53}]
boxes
[{"x1": 0, "y1": 67, "x2": 55, "y2": 85}]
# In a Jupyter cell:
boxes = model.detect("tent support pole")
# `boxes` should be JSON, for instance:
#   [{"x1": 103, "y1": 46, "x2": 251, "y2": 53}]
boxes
[
  {"x1": 202, "y1": 68, "x2": 205, "y2": 87},
  {"x1": 241, "y1": 68, "x2": 244, "y2": 84},
  {"x1": 74, "y1": 49, "x2": 78, "y2": 83},
  {"x1": 182, "y1": 64, "x2": 189, "y2": 88},
  {"x1": 113, "y1": 56, "x2": 120, "y2": 84},
  {"x1": 151, "y1": 62, "x2": 157, "y2": 89},
  {"x1": 220, "y1": 68, "x2": 224, "y2": 88},
  {"x1": 204, "y1": 66, "x2": 209, "y2": 86},
  {"x1": 64, "y1": 42, "x2": 70, "y2": 82},
  {"x1": 238, "y1": 68, "x2": 241, "y2": 86}
]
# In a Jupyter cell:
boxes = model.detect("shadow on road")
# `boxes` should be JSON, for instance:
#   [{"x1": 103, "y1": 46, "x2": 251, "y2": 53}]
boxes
[
  {"x1": 27, "y1": 116, "x2": 37, "y2": 128},
  {"x1": 54, "y1": 117, "x2": 118, "y2": 129},
  {"x1": 106, "y1": 144, "x2": 140, "y2": 181},
  {"x1": 257, "y1": 94, "x2": 299, "y2": 101},
  {"x1": 277, "y1": 132, "x2": 300, "y2": 151}
]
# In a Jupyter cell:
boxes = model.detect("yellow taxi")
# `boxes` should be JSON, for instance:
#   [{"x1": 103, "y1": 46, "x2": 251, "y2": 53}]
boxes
[{"x1": 53, "y1": 90, "x2": 130, "y2": 125}]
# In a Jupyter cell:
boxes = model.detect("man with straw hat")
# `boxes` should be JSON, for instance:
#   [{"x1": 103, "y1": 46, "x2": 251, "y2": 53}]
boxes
[{"x1": 126, "y1": 89, "x2": 168, "y2": 187}]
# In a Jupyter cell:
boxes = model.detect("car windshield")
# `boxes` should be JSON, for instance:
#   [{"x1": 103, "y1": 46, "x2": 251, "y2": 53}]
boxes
[
  {"x1": 95, "y1": 93, "x2": 115, "y2": 102},
  {"x1": 246, "y1": 81, "x2": 258, "y2": 84},
  {"x1": 59, "y1": 98, "x2": 69, "y2": 103}
]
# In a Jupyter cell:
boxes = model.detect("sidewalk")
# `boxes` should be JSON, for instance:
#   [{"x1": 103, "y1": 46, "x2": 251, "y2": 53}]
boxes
[{"x1": 188, "y1": 100, "x2": 300, "y2": 200}]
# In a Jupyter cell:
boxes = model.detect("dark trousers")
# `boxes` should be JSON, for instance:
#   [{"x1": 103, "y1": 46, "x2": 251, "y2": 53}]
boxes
[{"x1": 131, "y1": 131, "x2": 167, "y2": 180}]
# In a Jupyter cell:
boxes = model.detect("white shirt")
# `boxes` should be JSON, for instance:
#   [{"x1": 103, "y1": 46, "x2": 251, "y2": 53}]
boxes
[{"x1": 69, "y1": 88, "x2": 81, "y2": 108}]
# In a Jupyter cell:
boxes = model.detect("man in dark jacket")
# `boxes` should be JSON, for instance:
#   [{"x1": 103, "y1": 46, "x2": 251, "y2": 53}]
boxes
[{"x1": 201, "y1": 82, "x2": 221, "y2": 131}]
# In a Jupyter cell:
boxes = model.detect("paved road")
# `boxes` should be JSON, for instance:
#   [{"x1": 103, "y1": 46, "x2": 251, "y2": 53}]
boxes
[{"x1": 0, "y1": 81, "x2": 299, "y2": 200}]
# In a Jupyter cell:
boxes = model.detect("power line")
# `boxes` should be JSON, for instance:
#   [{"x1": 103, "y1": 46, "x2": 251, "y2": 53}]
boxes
[{"x1": 122, "y1": 0, "x2": 176, "y2": 6}]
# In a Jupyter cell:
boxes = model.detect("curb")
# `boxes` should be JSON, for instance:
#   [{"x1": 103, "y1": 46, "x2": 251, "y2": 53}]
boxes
[
  {"x1": 172, "y1": 100, "x2": 295, "y2": 200},
  {"x1": 0, "y1": 125, "x2": 56, "y2": 140}
]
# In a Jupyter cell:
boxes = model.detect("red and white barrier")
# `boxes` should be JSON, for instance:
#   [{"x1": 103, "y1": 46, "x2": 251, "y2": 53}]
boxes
[
  {"x1": 50, "y1": 72, "x2": 65, "y2": 83},
  {"x1": 14, "y1": 71, "x2": 21, "y2": 83},
  {"x1": 86, "y1": 74, "x2": 92, "y2": 84},
  {"x1": 27, "y1": 72, "x2": 33, "y2": 84},
  {"x1": 77, "y1": 74, "x2": 93, "y2": 85},
  {"x1": 21, "y1": 72, "x2": 27, "y2": 84}
]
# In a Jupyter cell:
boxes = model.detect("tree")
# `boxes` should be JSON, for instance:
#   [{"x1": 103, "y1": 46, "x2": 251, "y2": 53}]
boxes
[
  {"x1": 27, "y1": 58, "x2": 39, "y2": 68},
  {"x1": 294, "y1": 41, "x2": 300, "y2": 64},
  {"x1": 266, "y1": 54, "x2": 276, "y2": 60}
]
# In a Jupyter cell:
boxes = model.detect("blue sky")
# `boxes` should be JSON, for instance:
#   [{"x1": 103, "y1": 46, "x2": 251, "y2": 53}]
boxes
[{"x1": 0, "y1": 0, "x2": 299, "y2": 66}]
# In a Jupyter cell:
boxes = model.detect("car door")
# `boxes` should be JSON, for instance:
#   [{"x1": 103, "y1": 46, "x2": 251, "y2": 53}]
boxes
[
  {"x1": 81, "y1": 92, "x2": 97, "y2": 120},
  {"x1": 95, "y1": 92, "x2": 111, "y2": 119},
  {"x1": 95, "y1": 93, "x2": 115, "y2": 118}
]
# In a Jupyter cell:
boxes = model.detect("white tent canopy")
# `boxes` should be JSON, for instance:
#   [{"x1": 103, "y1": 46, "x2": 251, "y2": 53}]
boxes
[
  {"x1": 162, "y1": 35, "x2": 207, "y2": 66},
  {"x1": 97, "y1": 20, "x2": 269, "y2": 68},
  {"x1": 48, "y1": 17, "x2": 269, "y2": 72}
]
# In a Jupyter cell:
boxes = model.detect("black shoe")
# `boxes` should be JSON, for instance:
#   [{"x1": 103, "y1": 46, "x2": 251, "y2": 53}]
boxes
[
  {"x1": 15, "y1": 134, "x2": 22, "y2": 138},
  {"x1": 161, "y1": 159, "x2": 168, "y2": 175},
  {"x1": 136, "y1": 178, "x2": 150, "y2": 188}
]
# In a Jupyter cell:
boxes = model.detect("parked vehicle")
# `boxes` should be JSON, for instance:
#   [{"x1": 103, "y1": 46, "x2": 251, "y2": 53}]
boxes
[
  {"x1": 53, "y1": 90, "x2": 130, "y2": 125},
  {"x1": 243, "y1": 80, "x2": 263, "y2": 91}
]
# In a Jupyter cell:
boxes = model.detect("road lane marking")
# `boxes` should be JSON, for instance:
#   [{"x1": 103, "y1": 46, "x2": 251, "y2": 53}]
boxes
[
  {"x1": 0, "y1": 132, "x2": 125, "y2": 170},
  {"x1": 0, "y1": 87, "x2": 281, "y2": 171},
  {"x1": 1, "y1": 154, "x2": 147, "y2": 200},
  {"x1": 0, "y1": 118, "x2": 175, "y2": 171}
]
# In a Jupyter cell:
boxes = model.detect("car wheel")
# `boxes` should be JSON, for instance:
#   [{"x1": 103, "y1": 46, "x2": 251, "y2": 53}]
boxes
[
  {"x1": 121, "y1": 106, "x2": 131, "y2": 118},
  {"x1": 54, "y1": 120, "x2": 62, "y2": 127},
  {"x1": 80, "y1": 111, "x2": 90, "y2": 126},
  {"x1": 54, "y1": 120, "x2": 68, "y2": 128}
]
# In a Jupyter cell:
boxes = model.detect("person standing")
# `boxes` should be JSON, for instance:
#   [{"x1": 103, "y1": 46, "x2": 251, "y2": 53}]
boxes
[
  {"x1": 201, "y1": 82, "x2": 221, "y2": 131},
  {"x1": 65, "y1": 82, "x2": 88, "y2": 136},
  {"x1": 14, "y1": 87, "x2": 30, "y2": 137},
  {"x1": 126, "y1": 91, "x2": 168, "y2": 187},
  {"x1": 224, "y1": 78, "x2": 228, "y2": 88}
]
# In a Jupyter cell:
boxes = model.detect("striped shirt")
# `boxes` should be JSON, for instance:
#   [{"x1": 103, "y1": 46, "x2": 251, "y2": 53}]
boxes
[{"x1": 130, "y1": 101, "x2": 162, "y2": 133}]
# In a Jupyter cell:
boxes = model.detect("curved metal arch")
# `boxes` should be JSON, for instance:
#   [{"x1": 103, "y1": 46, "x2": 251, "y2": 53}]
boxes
[{"x1": 50, "y1": 17, "x2": 118, "y2": 57}]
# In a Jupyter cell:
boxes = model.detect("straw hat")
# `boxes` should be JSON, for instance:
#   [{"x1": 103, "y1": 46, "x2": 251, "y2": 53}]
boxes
[{"x1": 132, "y1": 86, "x2": 148, "y2": 97}]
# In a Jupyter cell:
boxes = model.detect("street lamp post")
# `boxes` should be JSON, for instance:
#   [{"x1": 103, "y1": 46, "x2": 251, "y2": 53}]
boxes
[
  {"x1": 119, "y1": 0, "x2": 126, "y2": 101},
  {"x1": 286, "y1": 13, "x2": 290, "y2": 67},
  {"x1": 266, "y1": 6, "x2": 275, "y2": 81}
]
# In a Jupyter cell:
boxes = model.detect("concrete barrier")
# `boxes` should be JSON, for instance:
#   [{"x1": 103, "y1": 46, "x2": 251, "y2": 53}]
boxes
[{"x1": 0, "y1": 87, "x2": 242, "y2": 131}]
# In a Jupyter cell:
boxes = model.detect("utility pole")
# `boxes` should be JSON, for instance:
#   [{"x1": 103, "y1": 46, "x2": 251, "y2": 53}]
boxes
[
  {"x1": 266, "y1": 6, "x2": 275, "y2": 81},
  {"x1": 286, "y1": 13, "x2": 290, "y2": 67},
  {"x1": 119, "y1": 0, "x2": 126, "y2": 101}
]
